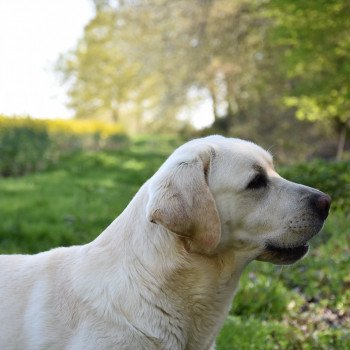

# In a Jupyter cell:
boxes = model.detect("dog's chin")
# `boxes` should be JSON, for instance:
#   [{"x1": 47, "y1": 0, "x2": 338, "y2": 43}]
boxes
[{"x1": 256, "y1": 243, "x2": 309, "y2": 265}]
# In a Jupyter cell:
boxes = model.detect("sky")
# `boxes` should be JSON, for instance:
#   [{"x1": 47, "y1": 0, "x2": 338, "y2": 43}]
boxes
[
  {"x1": 0, "y1": 0, "x2": 213, "y2": 128},
  {"x1": 0, "y1": 0, "x2": 94, "y2": 119}
]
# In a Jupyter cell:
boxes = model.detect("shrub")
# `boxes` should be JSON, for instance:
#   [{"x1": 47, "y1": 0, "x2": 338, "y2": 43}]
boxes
[
  {"x1": 0, "y1": 119, "x2": 51, "y2": 176},
  {"x1": 0, "y1": 116, "x2": 128, "y2": 177}
]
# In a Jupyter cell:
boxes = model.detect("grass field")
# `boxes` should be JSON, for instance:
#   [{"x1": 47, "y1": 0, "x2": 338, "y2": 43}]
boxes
[{"x1": 0, "y1": 138, "x2": 349, "y2": 349}]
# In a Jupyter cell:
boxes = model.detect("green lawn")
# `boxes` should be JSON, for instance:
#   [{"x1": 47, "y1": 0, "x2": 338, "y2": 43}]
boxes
[{"x1": 0, "y1": 139, "x2": 349, "y2": 349}]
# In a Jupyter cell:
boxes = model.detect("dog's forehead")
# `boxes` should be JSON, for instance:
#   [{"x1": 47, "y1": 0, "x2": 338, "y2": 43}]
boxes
[
  {"x1": 195, "y1": 136, "x2": 272, "y2": 170},
  {"x1": 170, "y1": 136, "x2": 273, "y2": 171},
  {"x1": 222, "y1": 138, "x2": 273, "y2": 169}
]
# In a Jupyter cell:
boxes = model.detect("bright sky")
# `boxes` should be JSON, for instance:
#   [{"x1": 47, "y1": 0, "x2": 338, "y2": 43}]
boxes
[
  {"x1": 0, "y1": 0, "x2": 94, "y2": 119},
  {"x1": 0, "y1": 0, "x2": 213, "y2": 127}
]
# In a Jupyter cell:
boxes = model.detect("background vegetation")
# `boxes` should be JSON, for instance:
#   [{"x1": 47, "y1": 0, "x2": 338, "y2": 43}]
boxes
[
  {"x1": 0, "y1": 116, "x2": 126, "y2": 176},
  {"x1": 56, "y1": 0, "x2": 350, "y2": 161},
  {"x1": 1, "y1": 0, "x2": 350, "y2": 349}
]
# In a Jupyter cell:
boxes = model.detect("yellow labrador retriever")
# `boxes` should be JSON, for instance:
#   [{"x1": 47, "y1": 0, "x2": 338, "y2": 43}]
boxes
[{"x1": 0, "y1": 136, "x2": 331, "y2": 349}]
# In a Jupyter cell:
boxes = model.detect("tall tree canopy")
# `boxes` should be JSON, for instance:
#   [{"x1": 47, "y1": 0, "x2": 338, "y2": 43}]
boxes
[
  {"x1": 267, "y1": 0, "x2": 350, "y2": 159},
  {"x1": 58, "y1": 0, "x2": 268, "y2": 132},
  {"x1": 58, "y1": 0, "x2": 349, "y2": 158}
]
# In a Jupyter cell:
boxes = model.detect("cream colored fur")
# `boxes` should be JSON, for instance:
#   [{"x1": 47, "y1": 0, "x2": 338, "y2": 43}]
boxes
[{"x1": 0, "y1": 136, "x2": 328, "y2": 349}]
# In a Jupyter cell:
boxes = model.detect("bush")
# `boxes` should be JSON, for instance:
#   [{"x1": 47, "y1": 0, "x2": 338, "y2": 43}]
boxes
[
  {"x1": 0, "y1": 121, "x2": 51, "y2": 176},
  {"x1": 0, "y1": 116, "x2": 128, "y2": 177}
]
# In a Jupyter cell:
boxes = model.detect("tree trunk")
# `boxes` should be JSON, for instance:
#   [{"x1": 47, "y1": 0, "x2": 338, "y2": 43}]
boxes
[
  {"x1": 226, "y1": 101, "x2": 235, "y2": 128},
  {"x1": 111, "y1": 107, "x2": 119, "y2": 123},
  {"x1": 209, "y1": 86, "x2": 219, "y2": 123},
  {"x1": 336, "y1": 124, "x2": 347, "y2": 161}
]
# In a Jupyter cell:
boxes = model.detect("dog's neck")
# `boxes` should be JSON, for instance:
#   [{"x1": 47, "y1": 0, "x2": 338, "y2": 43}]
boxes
[
  {"x1": 74, "y1": 184, "x2": 250, "y2": 349},
  {"x1": 91, "y1": 183, "x2": 186, "y2": 276}
]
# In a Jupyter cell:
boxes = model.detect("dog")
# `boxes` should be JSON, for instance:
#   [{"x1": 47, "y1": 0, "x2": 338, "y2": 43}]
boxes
[{"x1": 0, "y1": 135, "x2": 331, "y2": 349}]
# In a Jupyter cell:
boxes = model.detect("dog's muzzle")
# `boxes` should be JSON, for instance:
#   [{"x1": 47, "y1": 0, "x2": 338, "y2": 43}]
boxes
[{"x1": 257, "y1": 191, "x2": 331, "y2": 265}]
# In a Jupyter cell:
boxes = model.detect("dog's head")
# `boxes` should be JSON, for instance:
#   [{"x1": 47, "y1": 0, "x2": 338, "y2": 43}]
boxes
[{"x1": 146, "y1": 136, "x2": 331, "y2": 264}]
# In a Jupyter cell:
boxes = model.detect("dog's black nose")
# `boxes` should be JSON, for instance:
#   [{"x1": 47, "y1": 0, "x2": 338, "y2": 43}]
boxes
[{"x1": 311, "y1": 193, "x2": 331, "y2": 220}]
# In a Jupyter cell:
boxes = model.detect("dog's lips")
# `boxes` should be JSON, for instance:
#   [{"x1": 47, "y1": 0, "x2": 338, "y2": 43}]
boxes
[
  {"x1": 256, "y1": 243, "x2": 309, "y2": 265},
  {"x1": 266, "y1": 243, "x2": 309, "y2": 255}
]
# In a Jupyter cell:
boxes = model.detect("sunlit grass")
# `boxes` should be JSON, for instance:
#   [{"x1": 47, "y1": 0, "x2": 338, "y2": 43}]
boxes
[{"x1": 0, "y1": 143, "x2": 170, "y2": 253}]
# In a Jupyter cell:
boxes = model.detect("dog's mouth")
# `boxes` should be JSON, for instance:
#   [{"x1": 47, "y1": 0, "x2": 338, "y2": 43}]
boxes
[{"x1": 256, "y1": 243, "x2": 309, "y2": 265}]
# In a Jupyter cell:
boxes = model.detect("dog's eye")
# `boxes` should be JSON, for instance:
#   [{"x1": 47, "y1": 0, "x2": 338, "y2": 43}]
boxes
[{"x1": 247, "y1": 173, "x2": 267, "y2": 189}]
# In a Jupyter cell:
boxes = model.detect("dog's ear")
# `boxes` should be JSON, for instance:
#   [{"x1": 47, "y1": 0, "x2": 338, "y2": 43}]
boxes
[{"x1": 146, "y1": 147, "x2": 221, "y2": 254}]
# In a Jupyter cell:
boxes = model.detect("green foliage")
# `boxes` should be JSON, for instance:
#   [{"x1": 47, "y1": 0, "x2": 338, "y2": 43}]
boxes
[
  {"x1": 0, "y1": 116, "x2": 127, "y2": 177},
  {"x1": 58, "y1": 0, "x2": 269, "y2": 133},
  {"x1": 57, "y1": 0, "x2": 350, "y2": 158},
  {"x1": 53, "y1": 0, "x2": 350, "y2": 159},
  {"x1": 57, "y1": 4, "x2": 167, "y2": 131},
  {"x1": 267, "y1": 0, "x2": 350, "y2": 129},
  {"x1": 0, "y1": 122, "x2": 51, "y2": 176}
]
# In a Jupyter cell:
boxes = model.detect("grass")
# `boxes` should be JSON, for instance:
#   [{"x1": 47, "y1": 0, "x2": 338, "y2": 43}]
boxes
[
  {"x1": 0, "y1": 138, "x2": 349, "y2": 349},
  {"x1": 0, "y1": 137, "x2": 175, "y2": 253}
]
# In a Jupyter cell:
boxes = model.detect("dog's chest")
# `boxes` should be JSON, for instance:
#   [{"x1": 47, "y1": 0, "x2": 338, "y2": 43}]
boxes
[
  {"x1": 165, "y1": 259, "x2": 241, "y2": 350},
  {"x1": 134, "y1": 283, "x2": 234, "y2": 350},
  {"x1": 185, "y1": 284, "x2": 237, "y2": 349}
]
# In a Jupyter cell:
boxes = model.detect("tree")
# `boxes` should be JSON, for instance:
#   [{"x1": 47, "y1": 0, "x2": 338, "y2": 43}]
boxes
[
  {"x1": 58, "y1": 0, "x2": 269, "y2": 133},
  {"x1": 57, "y1": 2, "x2": 165, "y2": 133},
  {"x1": 130, "y1": 0, "x2": 269, "y2": 132},
  {"x1": 266, "y1": 0, "x2": 350, "y2": 159},
  {"x1": 58, "y1": 0, "x2": 348, "y2": 159}
]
